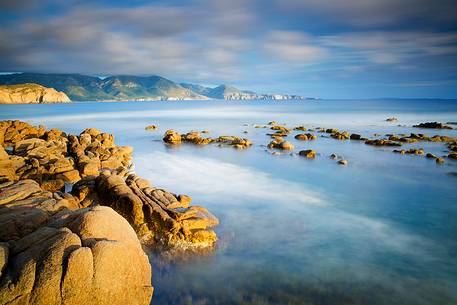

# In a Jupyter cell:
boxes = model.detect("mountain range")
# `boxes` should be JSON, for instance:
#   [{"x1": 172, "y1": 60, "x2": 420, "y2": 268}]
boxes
[{"x1": 0, "y1": 73, "x2": 305, "y2": 101}]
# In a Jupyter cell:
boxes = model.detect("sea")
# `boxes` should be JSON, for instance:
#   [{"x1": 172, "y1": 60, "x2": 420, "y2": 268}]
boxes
[{"x1": 1, "y1": 99, "x2": 457, "y2": 305}]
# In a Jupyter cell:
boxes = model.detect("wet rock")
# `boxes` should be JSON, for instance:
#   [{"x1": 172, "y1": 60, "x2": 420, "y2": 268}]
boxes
[
  {"x1": 331, "y1": 131, "x2": 350, "y2": 140},
  {"x1": 293, "y1": 126, "x2": 307, "y2": 131},
  {"x1": 163, "y1": 130, "x2": 182, "y2": 144},
  {"x1": 365, "y1": 139, "x2": 402, "y2": 146},
  {"x1": 214, "y1": 136, "x2": 252, "y2": 149},
  {"x1": 393, "y1": 148, "x2": 424, "y2": 155},
  {"x1": 436, "y1": 157, "x2": 445, "y2": 164},
  {"x1": 326, "y1": 128, "x2": 339, "y2": 134},
  {"x1": 426, "y1": 153, "x2": 437, "y2": 159},
  {"x1": 429, "y1": 135, "x2": 455, "y2": 142},
  {"x1": 413, "y1": 122, "x2": 453, "y2": 129},
  {"x1": 350, "y1": 133, "x2": 362, "y2": 140},
  {"x1": 330, "y1": 154, "x2": 338, "y2": 160},
  {"x1": 295, "y1": 133, "x2": 316, "y2": 141},
  {"x1": 268, "y1": 139, "x2": 294, "y2": 150},
  {"x1": 448, "y1": 152, "x2": 457, "y2": 159},
  {"x1": 386, "y1": 117, "x2": 398, "y2": 122},
  {"x1": 299, "y1": 150, "x2": 316, "y2": 158},
  {"x1": 145, "y1": 125, "x2": 158, "y2": 130},
  {"x1": 338, "y1": 159, "x2": 348, "y2": 165},
  {"x1": 270, "y1": 125, "x2": 290, "y2": 133}
]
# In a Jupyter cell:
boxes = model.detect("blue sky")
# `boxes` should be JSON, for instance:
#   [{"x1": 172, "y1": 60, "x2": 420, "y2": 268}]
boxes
[{"x1": 1, "y1": 0, "x2": 457, "y2": 98}]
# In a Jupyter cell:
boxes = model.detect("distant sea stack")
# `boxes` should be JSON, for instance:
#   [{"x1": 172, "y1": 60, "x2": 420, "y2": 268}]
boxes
[
  {"x1": 0, "y1": 83, "x2": 71, "y2": 104},
  {"x1": 0, "y1": 73, "x2": 306, "y2": 101}
]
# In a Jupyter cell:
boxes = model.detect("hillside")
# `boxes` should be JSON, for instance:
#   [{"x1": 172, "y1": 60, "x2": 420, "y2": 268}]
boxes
[
  {"x1": 0, "y1": 83, "x2": 71, "y2": 104},
  {"x1": 181, "y1": 83, "x2": 305, "y2": 100},
  {"x1": 0, "y1": 73, "x2": 305, "y2": 101}
]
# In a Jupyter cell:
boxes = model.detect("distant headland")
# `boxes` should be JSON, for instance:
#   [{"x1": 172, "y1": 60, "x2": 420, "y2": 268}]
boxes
[{"x1": 0, "y1": 73, "x2": 306, "y2": 103}]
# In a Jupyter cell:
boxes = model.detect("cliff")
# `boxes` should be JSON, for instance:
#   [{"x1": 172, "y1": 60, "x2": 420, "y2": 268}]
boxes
[{"x1": 0, "y1": 83, "x2": 71, "y2": 104}]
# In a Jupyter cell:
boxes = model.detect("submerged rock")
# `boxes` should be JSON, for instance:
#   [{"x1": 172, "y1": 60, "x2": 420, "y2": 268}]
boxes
[
  {"x1": 413, "y1": 122, "x2": 453, "y2": 129},
  {"x1": 386, "y1": 117, "x2": 398, "y2": 122}
]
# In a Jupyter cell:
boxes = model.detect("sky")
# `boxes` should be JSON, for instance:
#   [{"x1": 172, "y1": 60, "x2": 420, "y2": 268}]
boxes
[{"x1": 1, "y1": 0, "x2": 457, "y2": 99}]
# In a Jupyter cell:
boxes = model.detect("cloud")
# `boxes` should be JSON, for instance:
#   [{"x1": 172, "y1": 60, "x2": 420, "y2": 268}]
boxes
[
  {"x1": 320, "y1": 31, "x2": 457, "y2": 65},
  {"x1": 274, "y1": 0, "x2": 457, "y2": 27},
  {"x1": 264, "y1": 30, "x2": 328, "y2": 63},
  {"x1": 1, "y1": 0, "x2": 457, "y2": 97},
  {"x1": 0, "y1": 1, "x2": 255, "y2": 83}
]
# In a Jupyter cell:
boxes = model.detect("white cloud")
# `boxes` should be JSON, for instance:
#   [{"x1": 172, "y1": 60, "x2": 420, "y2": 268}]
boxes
[{"x1": 264, "y1": 30, "x2": 328, "y2": 63}]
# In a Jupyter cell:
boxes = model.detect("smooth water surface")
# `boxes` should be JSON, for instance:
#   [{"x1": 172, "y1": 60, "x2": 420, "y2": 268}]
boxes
[{"x1": 1, "y1": 99, "x2": 457, "y2": 305}]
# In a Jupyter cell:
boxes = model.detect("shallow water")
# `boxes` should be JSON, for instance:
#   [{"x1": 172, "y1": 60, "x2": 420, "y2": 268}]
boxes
[{"x1": 1, "y1": 99, "x2": 457, "y2": 305}]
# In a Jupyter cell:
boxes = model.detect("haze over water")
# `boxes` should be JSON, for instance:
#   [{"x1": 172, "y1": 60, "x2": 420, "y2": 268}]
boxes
[{"x1": 1, "y1": 99, "x2": 457, "y2": 305}]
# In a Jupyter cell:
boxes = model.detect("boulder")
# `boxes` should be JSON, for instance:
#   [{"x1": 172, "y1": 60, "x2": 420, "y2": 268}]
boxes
[
  {"x1": 56, "y1": 170, "x2": 81, "y2": 183},
  {"x1": 0, "y1": 180, "x2": 42, "y2": 205},
  {"x1": 436, "y1": 157, "x2": 445, "y2": 164},
  {"x1": 268, "y1": 139, "x2": 294, "y2": 150},
  {"x1": 163, "y1": 130, "x2": 182, "y2": 144},
  {"x1": 350, "y1": 133, "x2": 362, "y2": 140},
  {"x1": 299, "y1": 150, "x2": 316, "y2": 159},
  {"x1": 0, "y1": 206, "x2": 153, "y2": 305}
]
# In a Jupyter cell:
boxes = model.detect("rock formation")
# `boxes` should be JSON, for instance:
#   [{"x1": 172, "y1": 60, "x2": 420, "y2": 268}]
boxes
[
  {"x1": 413, "y1": 122, "x2": 453, "y2": 129},
  {"x1": 163, "y1": 130, "x2": 252, "y2": 149},
  {"x1": 0, "y1": 84, "x2": 71, "y2": 104},
  {"x1": 0, "y1": 120, "x2": 220, "y2": 304}
]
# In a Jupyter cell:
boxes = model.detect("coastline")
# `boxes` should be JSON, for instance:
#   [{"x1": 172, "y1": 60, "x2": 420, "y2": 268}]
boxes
[{"x1": 0, "y1": 120, "x2": 219, "y2": 305}]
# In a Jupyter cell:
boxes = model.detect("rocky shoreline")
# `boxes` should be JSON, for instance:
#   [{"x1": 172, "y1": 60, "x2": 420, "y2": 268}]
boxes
[
  {"x1": 162, "y1": 120, "x2": 456, "y2": 166},
  {"x1": 0, "y1": 120, "x2": 219, "y2": 305}
]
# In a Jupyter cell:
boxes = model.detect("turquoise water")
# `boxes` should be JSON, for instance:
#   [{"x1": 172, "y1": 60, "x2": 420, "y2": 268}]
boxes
[{"x1": 1, "y1": 99, "x2": 457, "y2": 305}]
